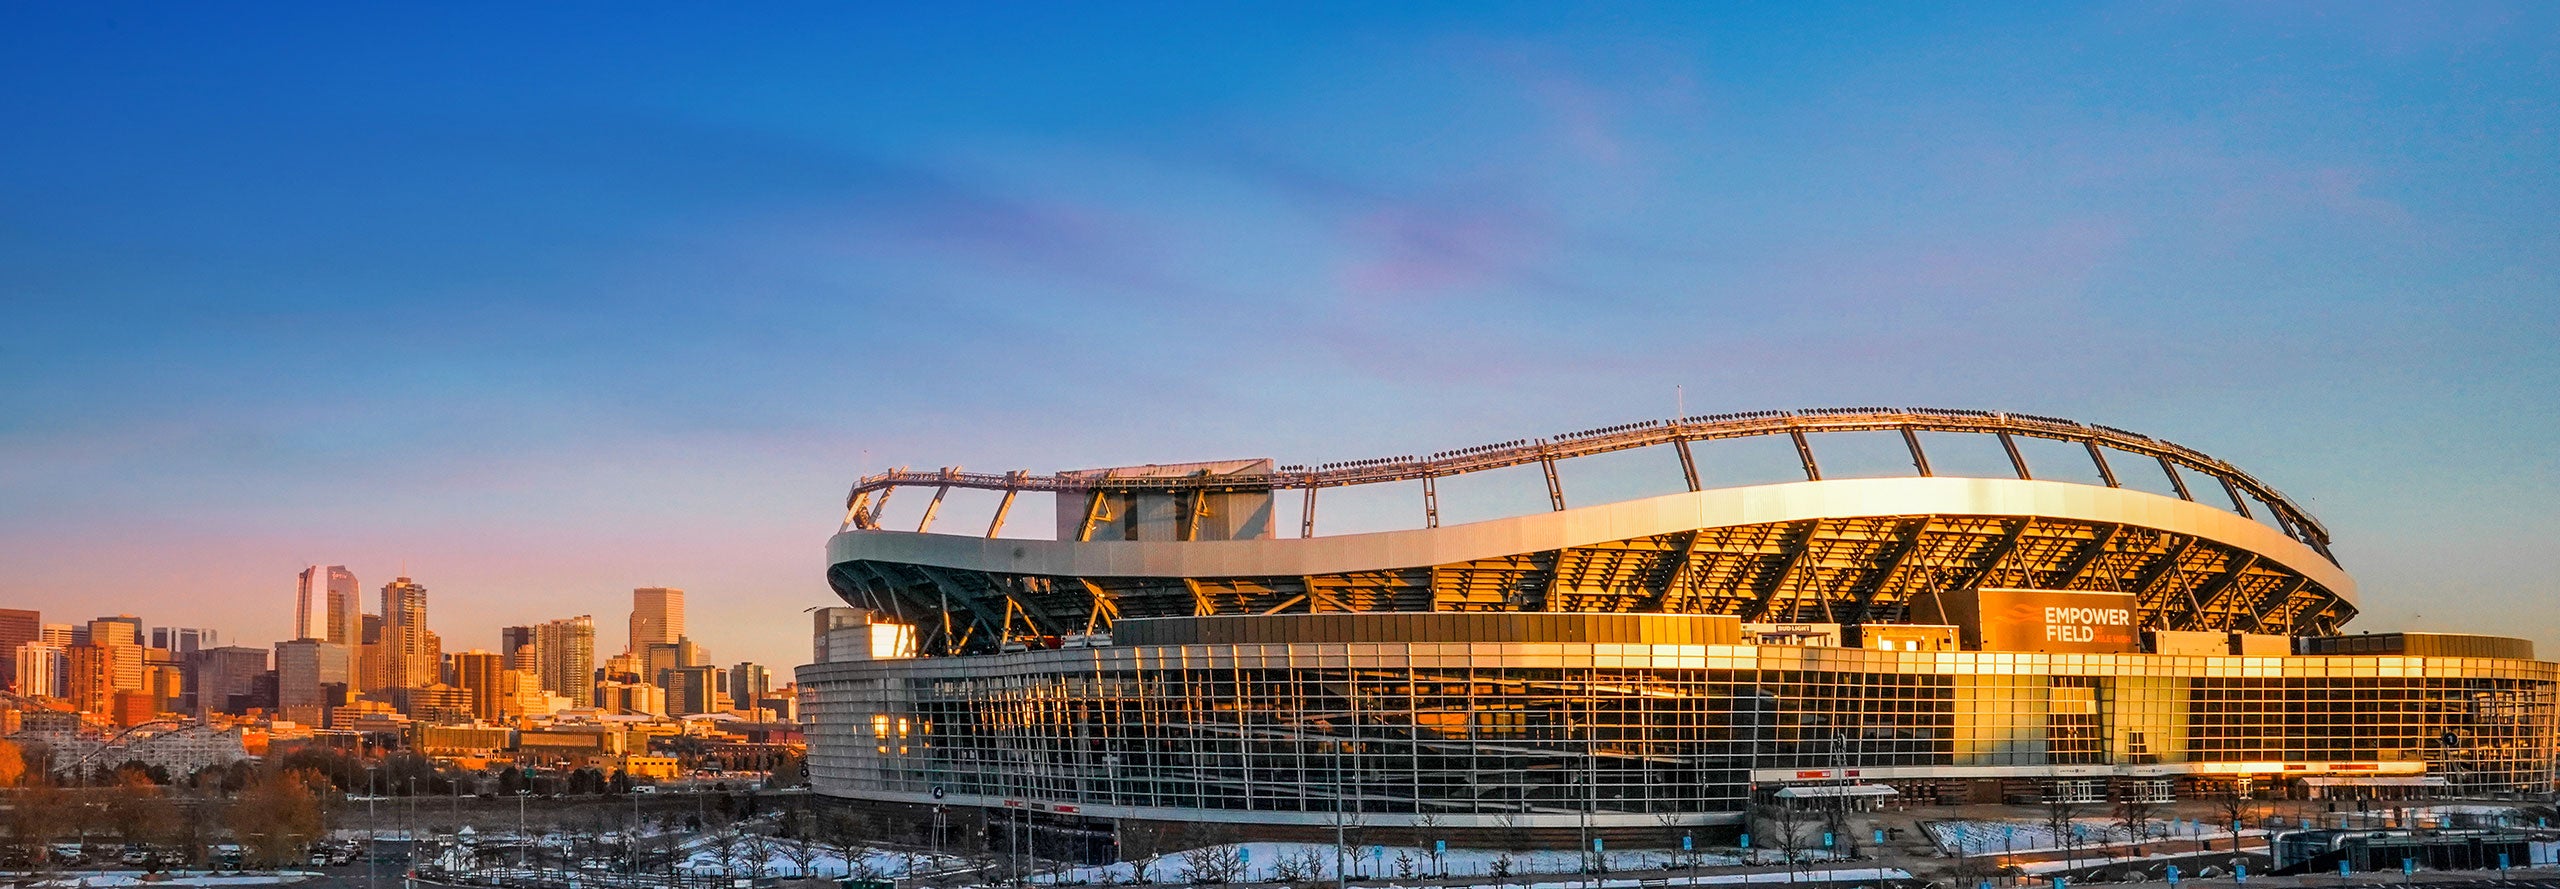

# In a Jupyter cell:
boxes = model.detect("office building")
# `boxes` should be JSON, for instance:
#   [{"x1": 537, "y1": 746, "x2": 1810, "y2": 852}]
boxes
[
  {"x1": 629, "y1": 587, "x2": 684, "y2": 653},
  {"x1": 451, "y1": 649, "x2": 506, "y2": 723},
  {"x1": 149, "y1": 626, "x2": 217, "y2": 653},
  {"x1": 380, "y1": 576, "x2": 431, "y2": 689},
  {"x1": 296, "y1": 565, "x2": 361, "y2": 644},
  {"x1": 663, "y1": 664, "x2": 722, "y2": 716},
  {"x1": 804, "y1": 407, "x2": 2560, "y2": 850},
  {"x1": 14, "y1": 641, "x2": 63, "y2": 698},
  {"x1": 728, "y1": 662, "x2": 771, "y2": 708},
  {"x1": 0, "y1": 608, "x2": 38, "y2": 689},
  {"x1": 188, "y1": 646, "x2": 269, "y2": 715},
  {"x1": 274, "y1": 639, "x2": 352, "y2": 725},
  {"x1": 526, "y1": 615, "x2": 595, "y2": 699}
]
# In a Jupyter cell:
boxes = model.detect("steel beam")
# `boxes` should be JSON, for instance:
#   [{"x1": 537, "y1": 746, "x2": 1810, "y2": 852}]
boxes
[
  {"x1": 2051, "y1": 523, "x2": 2123, "y2": 590},
  {"x1": 1423, "y1": 473, "x2": 1441, "y2": 529},
  {"x1": 1902, "y1": 427, "x2": 1933, "y2": 478},
  {"x1": 1998, "y1": 433, "x2": 2032, "y2": 480},
  {"x1": 986, "y1": 477, "x2": 1020, "y2": 538},
  {"x1": 1540, "y1": 452, "x2": 1567, "y2": 511},
  {"x1": 1950, "y1": 519, "x2": 2030, "y2": 592},
  {"x1": 1076, "y1": 489, "x2": 1111, "y2": 542},
  {"x1": 2157, "y1": 457, "x2": 2194, "y2": 502},
  {"x1": 916, "y1": 482, "x2": 952, "y2": 533},
  {"x1": 1181, "y1": 578, "x2": 1216, "y2": 617},
  {"x1": 1644, "y1": 531, "x2": 1706, "y2": 613},
  {"x1": 2186, "y1": 552, "x2": 2261, "y2": 630},
  {"x1": 2131, "y1": 539, "x2": 2197, "y2": 624},
  {"x1": 1844, "y1": 518, "x2": 1929, "y2": 624},
  {"x1": 1076, "y1": 579, "x2": 1120, "y2": 635},
  {"x1": 1674, "y1": 438, "x2": 1702, "y2": 492},
  {"x1": 2084, "y1": 442, "x2": 2119, "y2": 488},
  {"x1": 1790, "y1": 429, "x2": 1822, "y2": 481},
  {"x1": 1740, "y1": 522, "x2": 1819, "y2": 621},
  {"x1": 2219, "y1": 476, "x2": 2255, "y2": 519},
  {"x1": 1301, "y1": 487, "x2": 1318, "y2": 539},
  {"x1": 2246, "y1": 574, "x2": 2310, "y2": 634}
]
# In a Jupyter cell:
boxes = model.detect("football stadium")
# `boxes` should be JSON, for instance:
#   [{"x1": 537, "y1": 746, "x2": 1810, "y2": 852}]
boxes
[{"x1": 799, "y1": 408, "x2": 2556, "y2": 853}]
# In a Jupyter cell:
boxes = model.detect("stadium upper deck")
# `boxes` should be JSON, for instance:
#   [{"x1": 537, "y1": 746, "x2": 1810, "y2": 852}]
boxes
[{"x1": 827, "y1": 408, "x2": 2356, "y2": 655}]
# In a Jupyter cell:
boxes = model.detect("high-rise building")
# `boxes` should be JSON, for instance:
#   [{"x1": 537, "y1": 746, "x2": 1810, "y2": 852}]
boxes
[
  {"x1": 641, "y1": 637, "x2": 708, "y2": 686},
  {"x1": 595, "y1": 680, "x2": 665, "y2": 717},
  {"x1": 38, "y1": 623, "x2": 72, "y2": 646},
  {"x1": 81, "y1": 621, "x2": 146, "y2": 696},
  {"x1": 65, "y1": 644, "x2": 116, "y2": 713},
  {"x1": 379, "y1": 577, "x2": 431, "y2": 689},
  {"x1": 188, "y1": 646, "x2": 269, "y2": 715},
  {"x1": 452, "y1": 650, "x2": 505, "y2": 723},
  {"x1": 628, "y1": 587, "x2": 684, "y2": 654},
  {"x1": 14, "y1": 642, "x2": 63, "y2": 698},
  {"x1": 150, "y1": 626, "x2": 218, "y2": 653},
  {"x1": 0, "y1": 608, "x2": 39, "y2": 689},
  {"x1": 499, "y1": 626, "x2": 535, "y2": 671},
  {"x1": 274, "y1": 639, "x2": 352, "y2": 725},
  {"x1": 528, "y1": 616, "x2": 595, "y2": 699},
  {"x1": 728, "y1": 662, "x2": 771, "y2": 707},
  {"x1": 296, "y1": 565, "x2": 361, "y2": 644},
  {"x1": 663, "y1": 664, "x2": 721, "y2": 716},
  {"x1": 86, "y1": 615, "x2": 142, "y2": 648}
]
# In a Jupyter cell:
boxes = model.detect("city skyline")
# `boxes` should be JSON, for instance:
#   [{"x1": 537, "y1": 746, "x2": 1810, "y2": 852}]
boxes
[{"x1": 5, "y1": 7, "x2": 2559, "y2": 670}]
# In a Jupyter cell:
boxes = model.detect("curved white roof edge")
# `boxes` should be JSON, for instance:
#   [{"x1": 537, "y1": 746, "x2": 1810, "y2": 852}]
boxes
[{"x1": 827, "y1": 476, "x2": 2356, "y2": 607}]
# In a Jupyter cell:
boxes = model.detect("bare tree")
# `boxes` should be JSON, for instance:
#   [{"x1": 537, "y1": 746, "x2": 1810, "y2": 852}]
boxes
[
  {"x1": 776, "y1": 809, "x2": 823, "y2": 878},
  {"x1": 2114, "y1": 797, "x2": 2158, "y2": 856},
  {"x1": 817, "y1": 810, "x2": 868, "y2": 881},
  {"x1": 1181, "y1": 843, "x2": 1248, "y2": 885},
  {"x1": 2042, "y1": 785, "x2": 2086, "y2": 870},
  {"x1": 2217, "y1": 781, "x2": 2256, "y2": 854},
  {"x1": 1760, "y1": 799, "x2": 1815, "y2": 867}
]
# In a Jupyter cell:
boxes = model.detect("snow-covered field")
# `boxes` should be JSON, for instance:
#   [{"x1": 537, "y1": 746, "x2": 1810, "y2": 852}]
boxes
[
  {"x1": 1926, "y1": 817, "x2": 2256, "y2": 857},
  {"x1": 25, "y1": 873, "x2": 322, "y2": 887},
  {"x1": 1028, "y1": 842, "x2": 1853, "y2": 886}
]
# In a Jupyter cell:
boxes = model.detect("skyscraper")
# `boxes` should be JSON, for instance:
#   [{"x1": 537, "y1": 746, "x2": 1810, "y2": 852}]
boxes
[
  {"x1": 380, "y1": 576, "x2": 431, "y2": 689},
  {"x1": 150, "y1": 626, "x2": 218, "y2": 653},
  {"x1": 451, "y1": 650, "x2": 505, "y2": 723},
  {"x1": 65, "y1": 644, "x2": 116, "y2": 713},
  {"x1": 664, "y1": 664, "x2": 721, "y2": 716},
  {"x1": 728, "y1": 662, "x2": 771, "y2": 706},
  {"x1": 85, "y1": 615, "x2": 142, "y2": 648},
  {"x1": 14, "y1": 642, "x2": 63, "y2": 698},
  {"x1": 628, "y1": 587, "x2": 684, "y2": 653},
  {"x1": 0, "y1": 608, "x2": 39, "y2": 690},
  {"x1": 274, "y1": 639, "x2": 351, "y2": 725},
  {"x1": 499, "y1": 625, "x2": 534, "y2": 671},
  {"x1": 295, "y1": 565, "x2": 360, "y2": 644},
  {"x1": 187, "y1": 646, "x2": 269, "y2": 715},
  {"x1": 528, "y1": 616, "x2": 594, "y2": 699}
]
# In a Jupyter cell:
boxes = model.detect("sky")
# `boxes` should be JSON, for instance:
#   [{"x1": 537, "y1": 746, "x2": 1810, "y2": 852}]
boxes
[{"x1": 2, "y1": 3, "x2": 2556, "y2": 672}]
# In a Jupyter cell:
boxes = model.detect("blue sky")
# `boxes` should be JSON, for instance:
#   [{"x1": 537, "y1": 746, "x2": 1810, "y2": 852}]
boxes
[{"x1": 3, "y1": 3, "x2": 2555, "y2": 670}]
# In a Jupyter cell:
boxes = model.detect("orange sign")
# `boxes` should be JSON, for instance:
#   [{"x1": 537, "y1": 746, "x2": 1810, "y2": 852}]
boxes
[{"x1": 1976, "y1": 589, "x2": 2138, "y2": 653}]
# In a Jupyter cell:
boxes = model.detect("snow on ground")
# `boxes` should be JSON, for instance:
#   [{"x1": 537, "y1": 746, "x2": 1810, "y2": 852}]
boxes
[
  {"x1": 1030, "y1": 842, "x2": 1850, "y2": 886},
  {"x1": 1926, "y1": 817, "x2": 2261, "y2": 857},
  {"x1": 27, "y1": 873, "x2": 322, "y2": 887}
]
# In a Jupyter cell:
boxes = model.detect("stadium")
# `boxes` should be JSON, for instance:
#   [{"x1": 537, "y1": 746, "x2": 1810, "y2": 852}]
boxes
[{"x1": 799, "y1": 408, "x2": 2557, "y2": 855}]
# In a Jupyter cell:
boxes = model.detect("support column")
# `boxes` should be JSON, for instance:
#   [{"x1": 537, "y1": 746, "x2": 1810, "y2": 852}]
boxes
[
  {"x1": 1675, "y1": 438, "x2": 1702, "y2": 492},
  {"x1": 1901, "y1": 427, "x2": 1933, "y2": 477},
  {"x1": 1422, "y1": 473, "x2": 1440, "y2": 529},
  {"x1": 1789, "y1": 429, "x2": 1822, "y2": 481},
  {"x1": 1998, "y1": 433, "x2": 2032, "y2": 480},
  {"x1": 2083, "y1": 442, "x2": 2119, "y2": 488}
]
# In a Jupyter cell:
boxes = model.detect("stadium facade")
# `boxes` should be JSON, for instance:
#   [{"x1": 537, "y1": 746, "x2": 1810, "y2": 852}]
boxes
[{"x1": 800, "y1": 408, "x2": 2556, "y2": 850}]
